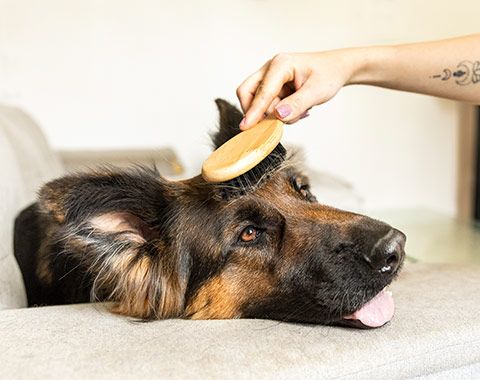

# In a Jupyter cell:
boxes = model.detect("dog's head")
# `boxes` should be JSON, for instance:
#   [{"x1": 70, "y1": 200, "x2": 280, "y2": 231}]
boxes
[{"x1": 35, "y1": 99, "x2": 405, "y2": 327}]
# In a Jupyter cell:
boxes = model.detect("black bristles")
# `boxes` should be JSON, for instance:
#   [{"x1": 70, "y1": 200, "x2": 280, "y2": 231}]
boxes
[{"x1": 217, "y1": 143, "x2": 287, "y2": 200}]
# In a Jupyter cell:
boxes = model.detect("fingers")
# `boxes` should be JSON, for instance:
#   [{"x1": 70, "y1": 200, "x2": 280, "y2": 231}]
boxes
[
  {"x1": 266, "y1": 96, "x2": 281, "y2": 115},
  {"x1": 285, "y1": 109, "x2": 311, "y2": 124},
  {"x1": 236, "y1": 62, "x2": 269, "y2": 114},
  {"x1": 263, "y1": 84, "x2": 294, "y2": 115},
  {"x1": 273, "y1": 81, "x2": 320, "y2": 123},
  {"x1": 239, "y1": 58, "x2": 294, "y2": 130}
]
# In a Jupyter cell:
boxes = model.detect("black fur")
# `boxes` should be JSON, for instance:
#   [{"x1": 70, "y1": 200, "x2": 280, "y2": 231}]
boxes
[
  {"x1": 211, "y1": 98, "x2": 244, "y2": 149},
  {"x1": 14, "y1": 204, "x2": 44, "y2": 304}
]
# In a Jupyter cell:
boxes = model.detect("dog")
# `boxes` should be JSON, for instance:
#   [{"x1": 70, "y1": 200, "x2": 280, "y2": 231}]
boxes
[{"x1": 14, "y1": 99, "x2": 405, "y2": 328}]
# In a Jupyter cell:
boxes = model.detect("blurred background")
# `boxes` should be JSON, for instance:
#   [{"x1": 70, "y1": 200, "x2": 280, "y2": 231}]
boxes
[{"x1": 1, "y1": 0, "x2": 479, "y2": 262}]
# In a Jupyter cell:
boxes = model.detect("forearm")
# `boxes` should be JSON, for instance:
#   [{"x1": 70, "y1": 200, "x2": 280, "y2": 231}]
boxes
[{"x1": 349, "y1": 34, "x2": 480, "y2": 104}]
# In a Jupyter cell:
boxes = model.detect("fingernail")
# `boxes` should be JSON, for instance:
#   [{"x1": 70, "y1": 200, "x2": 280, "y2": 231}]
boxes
[
  {"x1": 275, "y1": 104, "x2": 292, "y2": 119},
  {"x1": 239, "y1": 117, "x2": 246, "y2": 129},
  {"x1": 299, "y1": 111, "x2": 310, "y2": 120}
]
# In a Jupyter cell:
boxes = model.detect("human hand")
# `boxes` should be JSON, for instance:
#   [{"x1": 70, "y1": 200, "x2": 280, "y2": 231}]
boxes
[{"x1": 237, "y1": 49, "x2": 361, "y2": 129}]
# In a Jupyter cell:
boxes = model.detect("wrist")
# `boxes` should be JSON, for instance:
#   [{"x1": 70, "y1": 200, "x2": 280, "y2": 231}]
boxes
[{"x1": 346, "y1": 46, "x2": 396, "y2": 86}]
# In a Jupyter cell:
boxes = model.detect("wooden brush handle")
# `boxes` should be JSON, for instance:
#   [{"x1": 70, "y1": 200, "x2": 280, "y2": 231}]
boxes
[{"x1": 202, "y1": 117, "x2": 284, "y2": 183}]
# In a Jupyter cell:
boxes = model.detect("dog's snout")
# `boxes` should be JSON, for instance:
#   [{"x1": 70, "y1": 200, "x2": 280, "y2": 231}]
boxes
[{"x1": 363, "y1": 229, "x2": 406, "y2": 274}]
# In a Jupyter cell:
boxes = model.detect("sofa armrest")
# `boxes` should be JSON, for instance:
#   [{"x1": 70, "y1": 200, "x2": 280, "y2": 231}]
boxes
[{"x1": 57, "y1": 147, "x2": 184, "y2": 177}]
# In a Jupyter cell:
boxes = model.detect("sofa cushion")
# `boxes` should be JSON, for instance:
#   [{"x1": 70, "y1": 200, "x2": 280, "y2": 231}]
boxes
[
  {"x1": 0, "y1": 262, "x2": 478, "y2": 379},
  {"x1": 0, "y1": 105, "x2": 63, "y2": 310},
  {"x1": 0, "y1": 124, "x2": 30, "y2": 309}
]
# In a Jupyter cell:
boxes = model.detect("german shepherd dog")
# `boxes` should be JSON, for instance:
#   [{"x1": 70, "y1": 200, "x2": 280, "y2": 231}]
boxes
[{"x1": 14, "y1": 99, "x2": 405, "y2": 328}]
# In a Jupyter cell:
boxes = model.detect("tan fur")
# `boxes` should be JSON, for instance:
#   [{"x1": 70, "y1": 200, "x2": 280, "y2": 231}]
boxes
[
  {"x1": 35, "y1": 224, "x2": 57, "y2": 285},
  {"x1": 95, "y1": 243, "x2": 185, "y2": 319},
  {"x1": 39, "y1": 185, "x2": 67, "y2": 224},
  {"x1": 186, "y1": 268, "x2": 274, "y2": 319}
]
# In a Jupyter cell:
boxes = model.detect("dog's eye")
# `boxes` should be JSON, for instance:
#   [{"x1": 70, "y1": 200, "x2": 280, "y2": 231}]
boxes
[
  {"x1": 298, "y1": 184, "x2": 310, "y2": 198},
  {"x1": 291, "y1": 176, "x2": 317, "y2": 202},
  {"x1": 240, "y1": 225, "x2": 262, "y2": 242}
]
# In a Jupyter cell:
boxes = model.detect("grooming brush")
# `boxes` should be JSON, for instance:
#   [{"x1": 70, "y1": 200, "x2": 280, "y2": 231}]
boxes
[{"x1": 202, "y1": 116, "x2": 286, "y2": 197}]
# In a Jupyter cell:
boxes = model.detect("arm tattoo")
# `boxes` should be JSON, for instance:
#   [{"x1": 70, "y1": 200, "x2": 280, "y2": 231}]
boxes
[{"x1": 431, "y1": 60, "x2": 480, "y2": 85}]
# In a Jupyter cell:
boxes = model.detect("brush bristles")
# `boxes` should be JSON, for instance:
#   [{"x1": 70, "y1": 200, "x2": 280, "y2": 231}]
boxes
[{"x1": 217, "y1": 143, "x2": 286, "y2": 200}]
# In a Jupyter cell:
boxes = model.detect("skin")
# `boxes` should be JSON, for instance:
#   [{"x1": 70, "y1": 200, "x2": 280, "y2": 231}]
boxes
[{"x1": 237, "y1": 34, "x2": 480, "y2": 129}]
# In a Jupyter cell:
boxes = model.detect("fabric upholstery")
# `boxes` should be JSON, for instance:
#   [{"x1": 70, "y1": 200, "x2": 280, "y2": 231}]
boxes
[
  {"x1": 0, "y1": 105, "x2": 63, "y2": 203},
  {"x1": 0, "y1": 105, "x2": 63, "y2": 310},
  {"x1": 0, "y1": 125, "x2": 28, "y2": 309},
  {"x1": 0, "y1": 263, "x2": 479, "y2": 379}
]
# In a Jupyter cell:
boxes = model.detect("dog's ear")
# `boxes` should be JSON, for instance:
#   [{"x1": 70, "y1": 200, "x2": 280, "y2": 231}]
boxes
[
  {"x1": 38, "y1": 167, "x2": 188, "y2": 319},
  {"x1": 211, "y1": 98, "x2": 244, "y2": 149}
]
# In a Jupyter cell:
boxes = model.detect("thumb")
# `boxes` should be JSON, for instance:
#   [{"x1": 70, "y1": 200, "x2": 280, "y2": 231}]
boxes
[{"x1": 274, "y1": 83, "x2": 319, "y2": 123}]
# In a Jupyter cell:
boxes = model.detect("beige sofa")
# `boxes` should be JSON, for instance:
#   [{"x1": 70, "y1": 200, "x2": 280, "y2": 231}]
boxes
[{"x1": 1, "y1": 104, "x2": 480, "y2": 379}]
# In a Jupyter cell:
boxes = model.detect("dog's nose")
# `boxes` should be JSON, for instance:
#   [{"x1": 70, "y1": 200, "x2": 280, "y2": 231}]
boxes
[{"x1": 363, "y1": 229, "x2": 406, "y2": 274}]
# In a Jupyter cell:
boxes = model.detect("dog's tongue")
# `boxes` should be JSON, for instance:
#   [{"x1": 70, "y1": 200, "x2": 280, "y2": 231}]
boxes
[{"x1": 344, "y1": 290, "x2": 394, "y2": 328}]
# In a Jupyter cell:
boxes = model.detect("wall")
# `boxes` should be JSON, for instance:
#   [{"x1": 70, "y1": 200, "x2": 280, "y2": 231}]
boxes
[{"x1": 0, "y1": 0, "x2": 478, "y2": 214}]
